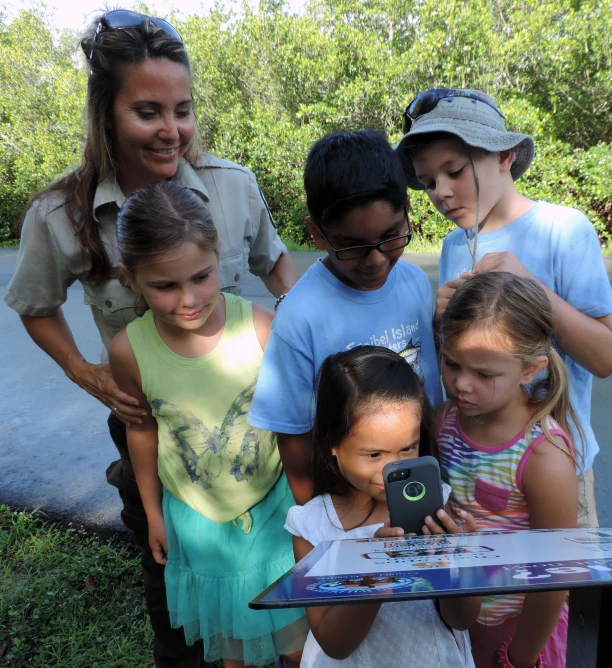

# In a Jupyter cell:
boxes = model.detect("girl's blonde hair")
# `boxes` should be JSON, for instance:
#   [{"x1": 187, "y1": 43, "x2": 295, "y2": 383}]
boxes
[{"x1": 439, "y1": 272, "x2": 583, "y2": 465}]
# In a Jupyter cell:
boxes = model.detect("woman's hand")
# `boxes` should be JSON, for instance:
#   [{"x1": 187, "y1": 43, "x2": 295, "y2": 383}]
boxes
[
  {"x1": 67, "y1": 354, "x2": 145, "y2": 426},
  {"x1": 148, "y1": 514, "x2": 168, "y2": 565},
  {"x1": 422, "y1": 507, "x2": 478, "y2": 535}
]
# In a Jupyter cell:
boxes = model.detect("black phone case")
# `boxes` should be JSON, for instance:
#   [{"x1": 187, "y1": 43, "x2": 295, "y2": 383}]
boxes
[{"x1": 383, "y1": 456, "x2": 445, "y2": 535}]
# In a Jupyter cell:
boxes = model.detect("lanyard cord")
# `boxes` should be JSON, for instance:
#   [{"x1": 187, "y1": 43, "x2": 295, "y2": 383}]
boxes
[{"x1": 465, "y1": 152, "x2": 481, "y2": 271}]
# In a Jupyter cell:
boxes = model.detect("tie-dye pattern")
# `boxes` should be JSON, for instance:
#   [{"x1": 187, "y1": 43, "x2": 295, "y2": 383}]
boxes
[{"x1": 437, "y1": 402, "x2": 572, "y2": 626}]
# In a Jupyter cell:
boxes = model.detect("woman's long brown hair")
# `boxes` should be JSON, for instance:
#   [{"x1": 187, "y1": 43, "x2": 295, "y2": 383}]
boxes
[{"x1": 19, "y1": 16, "x2": 199, "y2": 284}]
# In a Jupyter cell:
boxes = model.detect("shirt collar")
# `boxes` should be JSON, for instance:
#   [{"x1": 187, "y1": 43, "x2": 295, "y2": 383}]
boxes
[{"x1": 92, "y1": 158, "x2": 210, "y2": 221}]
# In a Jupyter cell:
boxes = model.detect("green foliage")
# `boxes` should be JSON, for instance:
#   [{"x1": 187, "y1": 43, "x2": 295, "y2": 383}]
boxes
[
  {"x1": 1, "y1": 1, "x2": 611, "y2": 246},
  {"x1": 0, "y1": 9, "x2": 85, "y2": 242},
  {"x1": 0, "y1": 505, "x2": 153, "y2": 667},
  {"x1": 0, "y1": 504, "x2": 274, "y2": 667}
]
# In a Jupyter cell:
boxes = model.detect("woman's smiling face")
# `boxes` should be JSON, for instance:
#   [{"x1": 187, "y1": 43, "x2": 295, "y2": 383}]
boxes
[{"x1": 112, "y1": 58, "x2": 195, "y2": 195}]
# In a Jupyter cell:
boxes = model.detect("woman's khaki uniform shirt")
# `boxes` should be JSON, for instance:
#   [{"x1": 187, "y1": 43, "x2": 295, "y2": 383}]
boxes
[{"x1": 4, "y1": 155, "x2": 286, "y2": 355}]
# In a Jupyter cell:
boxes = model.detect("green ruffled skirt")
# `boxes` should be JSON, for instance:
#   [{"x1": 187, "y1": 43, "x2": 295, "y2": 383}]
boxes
[{"x1": 163, "y1": 473, "x2": 308, "y2": 665}]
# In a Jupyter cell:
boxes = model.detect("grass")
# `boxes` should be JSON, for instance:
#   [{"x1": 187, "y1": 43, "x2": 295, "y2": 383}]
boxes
[
  {"x1": 281, "y1": 234, "x2": 443, "y2": 254},
  {"x1": 404, "y1": 236, "x2": 443, "y2": 254},
  {"x1": 281, "y1": 236, "x2": 316, "y2": 252},
  {"x1": 0, "y1": 505, "x2": 154, "y2": 667},
  {"x1": 0, "y1": 505, "x2": 279, "y2": 667}
]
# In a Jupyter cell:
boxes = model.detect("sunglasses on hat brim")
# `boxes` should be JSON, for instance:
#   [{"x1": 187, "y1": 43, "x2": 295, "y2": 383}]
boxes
[
  {"x1": 88, "y1": 10, "x2": 182, "y2": 61},
  {"x1": 402, "y1": 88, "x2": 505, "y2": 135}
]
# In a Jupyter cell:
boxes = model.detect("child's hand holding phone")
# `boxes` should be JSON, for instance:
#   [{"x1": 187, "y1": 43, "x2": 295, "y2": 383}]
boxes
[
  {"x1": 422, "y1": 506, "x2": 477, "y2": 535},
  {"x1": 373, "y1": 521, "x2": 410, "y2": 539},
  {"x1": 374, "y1": 506, "x2": 477, "y2": 538}
]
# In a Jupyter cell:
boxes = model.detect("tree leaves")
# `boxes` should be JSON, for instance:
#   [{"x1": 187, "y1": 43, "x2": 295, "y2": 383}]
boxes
[{"x1": 1, "y1": 1, "x2": 611, "y2": 245}]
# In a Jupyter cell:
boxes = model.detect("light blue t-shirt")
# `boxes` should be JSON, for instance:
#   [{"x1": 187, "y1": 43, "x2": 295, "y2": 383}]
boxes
[
  {"x1": 248, "y1": 258, "x2": 442, "y2": 434},
  {"x1": 439, "y1": 201, "x2": 612, "y2": 472}
]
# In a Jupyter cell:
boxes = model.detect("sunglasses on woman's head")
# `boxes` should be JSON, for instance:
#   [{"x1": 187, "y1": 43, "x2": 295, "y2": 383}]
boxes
[
  {"x1": 88, "y1": 10, "x2": 183, "y2": 61},
  {"x1": 402, "y1": 88, "x2": 505, "y2": 135}
]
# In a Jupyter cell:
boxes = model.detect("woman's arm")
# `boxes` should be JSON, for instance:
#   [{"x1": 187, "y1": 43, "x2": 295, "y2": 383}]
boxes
[
  {"x1": 505, "y1": 437, "x2": 578, "y2": 668},
  {"x1": 20, "y1": 311, "x2": 143, "y2": 425},
  {"x1": 109, "y1": 330, "x2": 167, "y2": 564},
  {"x1": 260, "y1": 253, "x2": 298, "y2": 298},
  {"x1": 293, "y1": 535, "x2": 382, "y2": 660}
]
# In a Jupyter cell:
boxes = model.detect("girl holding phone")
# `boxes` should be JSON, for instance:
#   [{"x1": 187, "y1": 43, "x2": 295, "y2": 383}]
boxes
[{"x1": 284, "y1": 346, "x2": 480, "y2": 666}]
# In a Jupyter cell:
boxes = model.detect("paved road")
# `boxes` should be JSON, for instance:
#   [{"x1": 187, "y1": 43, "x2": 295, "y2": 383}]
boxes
[{"x1": 1, "y1": 249, "x2": 611, "y2": 534}]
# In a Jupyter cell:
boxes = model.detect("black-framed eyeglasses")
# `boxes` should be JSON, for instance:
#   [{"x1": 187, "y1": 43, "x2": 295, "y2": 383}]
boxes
[
  {"x1": 402, "y1": 88, "x2": 505, "y2": 135},
  {"x1": 316, "y1": 218, "x2": 412, "y2": 261},
  {"x1": 88, "y1": 10, "x2": 183, "y2": 61}
]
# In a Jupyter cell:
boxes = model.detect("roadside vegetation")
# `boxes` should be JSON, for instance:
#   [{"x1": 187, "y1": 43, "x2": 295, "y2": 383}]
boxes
[
  {"x1": 0, "y1": 504, "x2": 277, "y2": 667},
  {"x1": 0, "y1": 504, "x2": 153, "y2": 666},
  {"x1": 1, "y1": 0, "x2": 611, "y2": 250}
]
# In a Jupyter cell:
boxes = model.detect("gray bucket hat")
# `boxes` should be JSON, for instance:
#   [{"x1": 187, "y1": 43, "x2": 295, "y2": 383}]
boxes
[{"x1": 396, "y1": 90, "x2": 535, "y2": 191}]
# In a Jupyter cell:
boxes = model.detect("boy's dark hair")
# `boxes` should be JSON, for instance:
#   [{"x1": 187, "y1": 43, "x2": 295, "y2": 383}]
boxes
[
  {"x1": 304, "y1": 130, "x2": 408, "y2": 227},
  {"x1": 312, "y1": 345, "x2": 437, "y2": 498}
]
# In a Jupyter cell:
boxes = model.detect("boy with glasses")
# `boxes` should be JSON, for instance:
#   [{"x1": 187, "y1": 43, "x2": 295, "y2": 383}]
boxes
[
  {"x1": 395, "y1": 88, "x2": 612, "y2": 530},
  {"x1": 248, "y1": 130, "x2": 442, "y2": 505}
]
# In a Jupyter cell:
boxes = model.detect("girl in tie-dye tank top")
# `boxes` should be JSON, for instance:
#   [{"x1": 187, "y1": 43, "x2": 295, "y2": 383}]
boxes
[{"x1": 436, "y1": 272, "x2": 582, "y2": 668}]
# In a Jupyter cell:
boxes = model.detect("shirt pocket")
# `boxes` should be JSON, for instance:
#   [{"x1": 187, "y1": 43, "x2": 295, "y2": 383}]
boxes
[
  {"x1": 219, "y1": 247, "x2": 245, "y2": 291},
  {"x1": 83, "y1": 279, "x2": 139, "y2": 346},
  {"x1": 474, "y1": 477, "x2": 510, "y2": 512}
]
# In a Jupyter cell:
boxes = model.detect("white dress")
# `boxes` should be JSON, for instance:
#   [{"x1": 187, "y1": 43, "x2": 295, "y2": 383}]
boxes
[{"x1": 284, "y1": 486, "x2": 475, "y2": 668}]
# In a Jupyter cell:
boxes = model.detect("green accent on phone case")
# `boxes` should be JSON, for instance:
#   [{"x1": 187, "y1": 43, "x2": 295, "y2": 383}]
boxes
[{"x1": 403, "y1": 482, "x2": 426, "y2": 501}]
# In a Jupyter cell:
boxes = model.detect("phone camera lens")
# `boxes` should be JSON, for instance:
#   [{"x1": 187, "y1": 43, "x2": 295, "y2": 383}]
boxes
[{"x1": 403, "y1": 482, "x2": 425, "y2": 500}]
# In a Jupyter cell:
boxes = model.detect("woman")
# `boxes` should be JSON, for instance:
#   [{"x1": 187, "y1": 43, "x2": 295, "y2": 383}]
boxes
[{"x1": 4, "y1": 10, "x2": 297, "y2": 668}]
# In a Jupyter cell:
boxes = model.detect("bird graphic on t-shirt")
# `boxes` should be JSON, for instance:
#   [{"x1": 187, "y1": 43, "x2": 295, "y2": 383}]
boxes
[{"x1": 399, "y1": 338, "x2": 424, "y2": 384}]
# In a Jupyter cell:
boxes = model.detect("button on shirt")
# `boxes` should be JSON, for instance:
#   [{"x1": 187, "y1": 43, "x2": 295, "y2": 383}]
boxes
[{"x1": 5, "y1": 155, "x2": 286, "y2": 356}]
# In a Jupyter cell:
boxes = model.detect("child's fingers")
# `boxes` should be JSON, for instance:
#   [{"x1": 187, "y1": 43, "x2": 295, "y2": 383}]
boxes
[
  {"x1": 423, "y1": 514, "x2": 446, "y2": 534},
  {"x1": 373, "y1": 526, "x2": 405, "y2": 538},
  {"x1": 455, "y1": 509, "x2": 478, "y2": 533},
  {"x1": 424, "y1": 508, "x2": 478, "y2": 536},
  {"x1": 438, "y1": 508, "x2": 468, "y2": 534},
  {"x1": 151, "y1": 540, "x2": 168, "y2": 565}
]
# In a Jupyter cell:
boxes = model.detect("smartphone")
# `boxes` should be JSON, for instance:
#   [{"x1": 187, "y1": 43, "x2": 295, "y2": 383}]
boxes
[{"x1": 383, "y1": 456, "x2": 445, "y2": 535}]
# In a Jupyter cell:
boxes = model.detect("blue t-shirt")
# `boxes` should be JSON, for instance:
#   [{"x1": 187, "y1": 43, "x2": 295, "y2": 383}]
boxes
[
  {"x1": 439, "y1": 201, "x2": 612, "y2": 472},
  {"x1": 248, "y1": 258, "x2": 442, "y2": 434}
]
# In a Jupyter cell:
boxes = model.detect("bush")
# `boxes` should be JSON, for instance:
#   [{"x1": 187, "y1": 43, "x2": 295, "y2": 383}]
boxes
[{"x1": 1, "y1": 1, "x2": 611, "y2": 247}]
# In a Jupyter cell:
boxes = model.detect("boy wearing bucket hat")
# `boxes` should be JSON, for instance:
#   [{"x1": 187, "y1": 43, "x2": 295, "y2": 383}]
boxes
[{"x1": 395, "y1": 88, "x2": 612, "y2": 530}]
